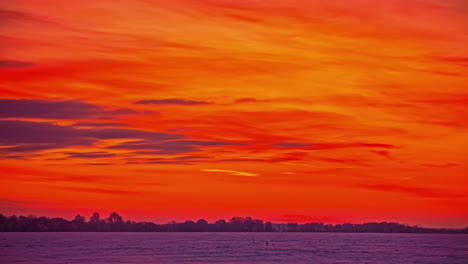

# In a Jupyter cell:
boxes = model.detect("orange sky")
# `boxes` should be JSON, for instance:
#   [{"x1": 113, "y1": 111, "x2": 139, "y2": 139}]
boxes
[{"x1": 1, "y1": 0, "x2": 467, "y2": 228}]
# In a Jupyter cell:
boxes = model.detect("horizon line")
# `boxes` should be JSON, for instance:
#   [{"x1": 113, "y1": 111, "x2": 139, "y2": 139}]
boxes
[{"x1": 1, "y1": 212, "x2": 467, "y2": 233}]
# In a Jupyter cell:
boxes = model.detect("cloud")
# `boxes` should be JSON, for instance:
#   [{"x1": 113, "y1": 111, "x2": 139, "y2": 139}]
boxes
[
  {"x1": 84, "y1": 128, "x2": 183, "y2": 141},
  {"x1": 110, "y1": 140, "x2": 243, "y2": 155},
  {"x1": 0, "y1": 60, "x2": 35, "y2": 68},
  {"x1": 130, "y1": 146, "x2": 200, "y2": 155},
  {"x1": 72, "y1": 122, "x2": 128, "y2": 127},
  {"x1": 0, "y1": 120, "x2": 93, "y2": 152},
  {"x1": 0, "y1": 8, "x2": 55, "y2": 24},
  {"x1": 312, "y1": 142, "x2": 396, "y2": 149},
  {"x1": 221, "y1": 158, "x2": 267, "y2": 162},
  {"x1": 228, "y1": 14, "x2": 264, "y2": 24},
  {"x1": 127, "y1": 160, "x2": 186, "y2": 165},
  {"x1": 438, "y1": 57, "x2": 468, "y2": 66},
  {"x1": 57, "y1": 186, "x2": 138, "y2": 195},
  {"x1": 63, "y1": 152, "x2": 117, "y2": 159},
  {"x1": 124, "y1": 155, "x2": 210, "y2": 165},
  {"x1": 0, "y1": 99, "x2": 135, "y2": 119},
  {"x1": 271, "y1": 142, "x2": 395, "y2": 150},
  {"x1": 0, "y1": 155, "x2": 27, "y2": 159},
  {"x1": 355, "y1": 184, "x2": 460, "y2": 198},
  {"x1": 177, "y1": 140, "x2": 243, "y2": 146},
  {"x1": 134, "y1": 98, "x2": 211, "y2": 105},
  {"x1": 315, "y1": 157, "x2": 365, "y2": 165},
  {"x1": 175, "y1": 155, "x2": 207, "y2": 160},
  {"x1": 80, "y1": 163, "x2": 115, "y2": 166},
  {"x1": 272, "y1": 142, "x2": 311, "y2": 148},
  {"x1": 370, "y1": 150, "x2": 392, "y2": 160},
  {"x1": 422, "y1": 163, "x2": 457, "y2": 168},
  {"x1": 413, "y1": 94, "x2": 468, "y2": 105},
  {"x1": 0, "y1": 120, "x2": 183, "y2": 153},
  {"x1": 235, "y1": 98, "x2": 258, "y2": 103},
  {"x1": 201, "y1": 169, "x2": 258, "y2": 177}
]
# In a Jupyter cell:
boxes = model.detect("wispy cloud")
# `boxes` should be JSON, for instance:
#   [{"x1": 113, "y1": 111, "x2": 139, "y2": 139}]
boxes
[
  {"x1": 134, "y1": 98, "x2": 211, "y2": 105},
  {"x1": 272, "y1": 142, "x2": 311, "y2": 148},
  {"x1": 355, "y1": 184, "x2": 461, "y2": 198},
  {"x1": 235, "y1": 98, "x2": 258, "y2": 103},
  {"x1": 63, "y1": 151, "x2": 117, "y2": 159},
  {"x1": 370, "y1": 150, "x2": 392, "y2": 160},
  {"x1": 110, "y1": 140, "x2": 243, "y2": 155},
  {"x1": 422, "y1": 163, "x2": 457, "y2": 168},
  {"x1": 72, "y1": 122, "x2": 128, "y2": 127},
  {"x1": 201, "y1": 169, "x2": 258, "y2": 177},
  {"x1": 0, "y1": 60, "x2": 35, "y2": 68},
  {"x1": 57, "y1": 186, "x2": 138, "y2": 195}
]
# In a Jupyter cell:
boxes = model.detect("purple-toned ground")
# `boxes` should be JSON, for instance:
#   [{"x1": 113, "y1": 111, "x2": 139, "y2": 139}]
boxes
[{"x1": 1, "y1": 233, "x2": 467, "y2": 263}]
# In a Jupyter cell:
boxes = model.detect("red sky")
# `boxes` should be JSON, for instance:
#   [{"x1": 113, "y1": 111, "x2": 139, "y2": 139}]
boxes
[{"x1": 1, "y1": 0, "x2": 467, "y2": 228}]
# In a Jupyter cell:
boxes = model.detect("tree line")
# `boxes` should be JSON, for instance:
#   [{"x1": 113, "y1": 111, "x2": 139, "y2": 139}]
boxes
[{"x1": 1, "y1": 213, "x2": 466, "y2": 233}]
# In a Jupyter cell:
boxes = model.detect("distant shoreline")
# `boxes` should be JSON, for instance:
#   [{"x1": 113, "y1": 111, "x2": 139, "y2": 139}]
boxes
[{"x1": 2, "y1": 213, "x2": 467, "y2": 234}]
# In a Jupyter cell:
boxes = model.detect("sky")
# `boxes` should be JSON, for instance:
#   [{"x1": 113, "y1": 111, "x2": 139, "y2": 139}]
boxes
[{"x1": 0, "y1": 0, "x2": 467, "y2": 228}]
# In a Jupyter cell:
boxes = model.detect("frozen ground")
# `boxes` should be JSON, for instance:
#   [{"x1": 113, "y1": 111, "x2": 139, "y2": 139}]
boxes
[{"x1": 1, "y1": 232, "x2": 467, "y2": 263}]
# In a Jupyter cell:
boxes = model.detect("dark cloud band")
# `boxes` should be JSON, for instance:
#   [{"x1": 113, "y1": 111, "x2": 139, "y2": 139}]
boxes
[{"x1": 0, "y1": 99, "x2": 135, "y2": 119}]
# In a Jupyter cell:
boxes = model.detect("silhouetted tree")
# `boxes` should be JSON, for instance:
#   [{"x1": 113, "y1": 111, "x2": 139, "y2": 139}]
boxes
[
  {"x1": 73, "y1": 215, "x2": 86, "y2": 223},
  {"x1": 107, "y1": 212, "x2": 123, "y2": 224},
  {"x1": 90, "y1": 212, "x2": 100, "y2": 223},
  {"x1": 196, "y1": 219, "x2": 208, "y2": 232},
  {"x1": 1, "y1": 213, "x2": 467, "y2": 233},
  {"x1": 265, "y1": 222, "x2": 274, "y2": 232},
  {"x1": 71, "y1": 215, "x2": 86, "y2": 231},
  {"x1": 215, "y1": 219, "x2": 227, "y2": 232}
]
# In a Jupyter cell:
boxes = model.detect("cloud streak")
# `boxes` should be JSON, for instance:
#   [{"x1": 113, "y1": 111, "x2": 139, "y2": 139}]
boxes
[
  {"x1": 57, "y1": 186, "x2": 138, "y2": 195},
  {"x1": 134, "y1": 98, "x2": 211, "y2": 105},
  {"x1": 355, "y1": 184, "x2": 461, "y2": 198},
  {"x1": 201, "y1": 169, "x2": 258, "y2": 177},
  {"x1": 0, "y1": 99, "x2": 135, "y2": 119},
  {"x1": 110, "y1": 140, "x2": 243, "y2": 155},
  {"x1": 0, "y1": 120, "x2": 184, "y2": 153},
  {"x1": 0, "y1": 60, "x2": 35, "y2": 68}
]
